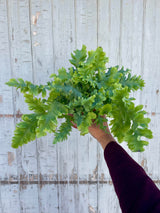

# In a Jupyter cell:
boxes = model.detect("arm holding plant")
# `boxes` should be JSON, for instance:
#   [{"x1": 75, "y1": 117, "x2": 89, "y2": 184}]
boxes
[{"x1": 72, "y1": 118, "x2": 160, "y2": 213}]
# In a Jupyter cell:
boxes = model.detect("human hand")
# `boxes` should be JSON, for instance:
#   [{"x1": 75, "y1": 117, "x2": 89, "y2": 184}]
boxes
[{"x1": 69, "y1": 114, "x2": 116, "y2": 150}]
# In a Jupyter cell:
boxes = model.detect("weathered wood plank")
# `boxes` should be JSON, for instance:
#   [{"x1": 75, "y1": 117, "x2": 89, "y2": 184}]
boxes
[
  {"x1": 75, "y1": 0, "x2": 98, "y2": 212},
  {"x1": 75, "y1": 0, "x2": 98, "y2": 179},
  {"x1": 98, "y1": 0, "x2": 121, "y2": 67},
  {"x1": 97, "y1": 0, "x2": 121, "y2": 182},
  {"x1": 6, "y1": 0, "x2": 39, "y2": 212},
  {"x1": 140, "y1": 0, "x2": 160, "y2": 113},
  {"x1": 115, "y1": 0, "x2": 144, "y2": 156},
  {"x1": 0, "y1": 0, "x2": 14, "y2": 115},
  {"x1": 52, "y1": 0, "x2": 76, "y2": 176},
  {"x1": 33, "y1": 184, "x2": 58, "y2": 213},
  {"x1": 19, "y1": 184, "x2": 39, "y2": 213},
  {"x1": 0, "y1": 117, "x2": 18, "y2": 181},
  {"x1": 98, "y1": 183, "x2": 121, "y2": 213},
  {"x1": 0, "y1": 3, "x2": 20, "y2": 212},
  {"x1": 138, "y1": 0, "x2": 160, "y2": 181},
  {"x1": 0, "y1": 184, "x2": 20, "y2": 213},
  {"x1": 97, "y1": 1, "x2": 122, "y2": 211},
  {"x1": 28, "y1": 0, "x2": 59, "y2": 212},
  {"x1": 6, "y1": 0, "x2": 38, "y2": 176},
  {"x1": 51, "y1": 0, "x2": 76, "y2": 212}
]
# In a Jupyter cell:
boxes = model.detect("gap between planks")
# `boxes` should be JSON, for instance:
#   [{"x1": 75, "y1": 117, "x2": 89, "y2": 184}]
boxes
[
  {"x1": 0, "y1": 180, "x2": 160, "y2": 185},
  {"x1": 0, "y1": 112, "x2": 159, "y2": 118}
]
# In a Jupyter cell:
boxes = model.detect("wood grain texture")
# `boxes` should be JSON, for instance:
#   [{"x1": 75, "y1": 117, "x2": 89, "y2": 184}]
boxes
[
  {"x1": 52, "y1": 0, "x2": 77, "y2": 212},
  {"x1": 75, "y1": 0, "x2": 98, "y2": 212},
  {"x1": 28, "y1": 0, "x2": 59, "y2": 212},
  {"x1": 97, "y1": 0, "x2": 121, "y2": 182},
  {"x1": 140, "y1": 0, "x2": 160, "y2": 113},
  {"x1": 137, "y1": 0, "x2": 160, "y2": 184},
  {"x1": 0, "y1": 0, "x2": 160, "y2": 212},
  {"x1": 0, "y1": 0, "x2": 14, "y2": 115},
  {"x1": 6, "y1": 0, "x2": 39, "y2": 212},
  {"x1": 0, "y1": 184, "x2": 20, "y2": 213}
]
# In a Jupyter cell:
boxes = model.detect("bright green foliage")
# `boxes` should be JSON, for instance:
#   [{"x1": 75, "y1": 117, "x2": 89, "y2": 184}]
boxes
[
  {"x1": 6, "y1": 45, "x2": 153, "y2": 152},
  {"x1": 36, "y1": 101, "x2": 68, "y2": 138},
  {"x1": 53, "y1": 116, "x2": 72, "y2": 144},
  {"x1": 12, "y1": 114, "x2": 38, "y2": 148}
]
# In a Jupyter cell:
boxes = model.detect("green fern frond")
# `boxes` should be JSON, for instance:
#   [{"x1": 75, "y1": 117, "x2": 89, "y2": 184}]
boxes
[{"x1": 12, "y1": 114, "x2": 38, "y2": 148}]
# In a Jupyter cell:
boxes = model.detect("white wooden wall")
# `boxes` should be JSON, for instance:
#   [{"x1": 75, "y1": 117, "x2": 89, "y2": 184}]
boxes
[{"x1": 0, "y1": 0, "x2": 160, "y2": 212}]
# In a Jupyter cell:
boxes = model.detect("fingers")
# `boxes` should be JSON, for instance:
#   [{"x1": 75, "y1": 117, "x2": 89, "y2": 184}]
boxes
[
  {"x1": 68, "y1": 113, "x2": 108, "y2": 130},
  {"x1": 68, "y1": 114, "x2": 77, "y2": 128},
  {"x1": 71, "y1": 120, "x2": 77, "y2": 129},
  {"x1": 68, "y1": 113, "x2": 73, "y2": 117}
]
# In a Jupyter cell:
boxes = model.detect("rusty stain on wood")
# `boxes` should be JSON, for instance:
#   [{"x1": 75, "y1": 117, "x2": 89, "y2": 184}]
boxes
[
  {"x1": 20, "y1": 174, "x2": 28, "y2": 182},
  {"x1": 151, "y1": 112, "x2": 156, "y2": 116},
  {"x1": 92, "y1": 165, "x2": 98, "y2": 180},
  {"x1": 100, "y1": 173, "x2": 105, "y2": 181},
  {"x1": 70, "y1": 168, "x2": 78, "y2": 180},
  {"x1": 156, "y1": 89, "x2": 159, "y2": 94},
  {"x1": 39, "y1": 173, "x2": 43, "y2": 189},
  {"x1": 108, "y1": 180, "x2": 112, "y2": 185},
  {"x1": 141, "y1": 158, "x2": 148, "y2": 172},
  {"x1": 32, "y1": 12, "x2": 41, "y2": 25},
  {"x1": 49, "y1": 174, "x2": 54, "y2": 180},
  {"x1": 20, "y1": 184, "x2": 27, "y2": 190},
  {"x1": 34, "y1": 41, "x2": 40, "y2": 46},
  {"x1": 16, "y1": 109, "x2": 22, "y2": 116},
  {"x1": 0, "y1": 178, "x2": 160, "y2": 185},
  {"x1": 23, "y1": 40, "x2": 30, "y2": 43},
  {"x1": 15, "y1": 58, "x2": 18, "y2": 63},
  {"x1": 0, "y1": 180, "x2": 110, "y2": 185},
  {"x1": 0, "y1": 114, "x2": 23, "y2": 118},
  {"x1": 8, "y1": 152, "x2": 15, "y2": 166},
  {"x1": 29, "y1": 174, "x2": 38, "y2": 181},
  {"x1": 0, "y1": 95, "x2": 2, "y2": 103},
  {"x1": 89, "y1": 205, "x2": 96, "y2": 213}
]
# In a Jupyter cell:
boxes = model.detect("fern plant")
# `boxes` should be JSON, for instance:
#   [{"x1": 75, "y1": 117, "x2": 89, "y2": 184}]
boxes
[{"x1": 6, "y1": 45, "x2": 153, "y2": 152}]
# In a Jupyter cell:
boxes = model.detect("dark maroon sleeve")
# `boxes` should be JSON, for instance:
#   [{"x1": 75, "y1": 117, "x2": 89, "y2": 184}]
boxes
[{"x1": 104, "y1": 141, "x2": 160, "y2": 213}]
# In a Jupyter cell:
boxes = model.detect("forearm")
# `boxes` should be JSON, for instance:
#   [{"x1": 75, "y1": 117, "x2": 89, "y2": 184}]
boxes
[{"x1": 104, "y1": 142, "x2": 160, "y2": 213}]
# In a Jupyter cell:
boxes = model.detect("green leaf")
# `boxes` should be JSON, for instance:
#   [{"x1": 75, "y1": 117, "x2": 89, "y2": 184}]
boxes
[
  {"x1": 78, "y1": 112, "x2": 97, "y2": 135},
  {"x1": 42, "y1": 88, "x2": 47, "y2": 97},
  {"x1": 28, "y1": 84, "x2": 39, "y2": 96},
  {"x1": 99, "y1": 104, "x2": 112, "y2": 115},
  {"x1": 53, "y1": 117, "x2": 72, "y2": 144},
  {"x1": 6, "y1": 78, "x2": 19, "y2": 87},
  {"x1": 69, "y1": 45, "x2": 87, "y2": 67},
  {"x1": 36, "y1": 101, "x2": 68, "y2": 137},
  {"x1": 119, "y1": 68, "x2": 145, "y2": 91},
  {"x1": 24, "y1": 94, "x2": 47, "y2": 114},
  {"x1": 12, "y1": 114, "x2": 38, "y2": 148}
]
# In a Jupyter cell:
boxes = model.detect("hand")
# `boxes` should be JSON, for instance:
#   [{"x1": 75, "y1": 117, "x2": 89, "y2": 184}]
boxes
[{"x1": 69, "y1": 114, "x2": 116, "y2": 150}]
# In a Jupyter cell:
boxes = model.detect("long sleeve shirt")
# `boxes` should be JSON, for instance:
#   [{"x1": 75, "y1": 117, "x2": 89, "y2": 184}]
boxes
[{"x1": 104, "y1": 141, "x2": 160, "y2": 213}]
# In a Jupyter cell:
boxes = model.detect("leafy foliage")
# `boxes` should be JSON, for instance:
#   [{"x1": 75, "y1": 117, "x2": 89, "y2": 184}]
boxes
[{"x1": 6, "y1": 45, "x2": 153, "y2": 152}]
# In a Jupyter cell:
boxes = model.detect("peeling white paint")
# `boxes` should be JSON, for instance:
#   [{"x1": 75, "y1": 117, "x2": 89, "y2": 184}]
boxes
[{"x1": 0, "y1": 0, "x2": 160, "y2": 212}]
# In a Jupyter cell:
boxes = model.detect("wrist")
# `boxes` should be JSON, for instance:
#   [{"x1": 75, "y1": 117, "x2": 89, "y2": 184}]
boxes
[{"x1": 97, "y1": 134, "x2": 116, "y2": 150}]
